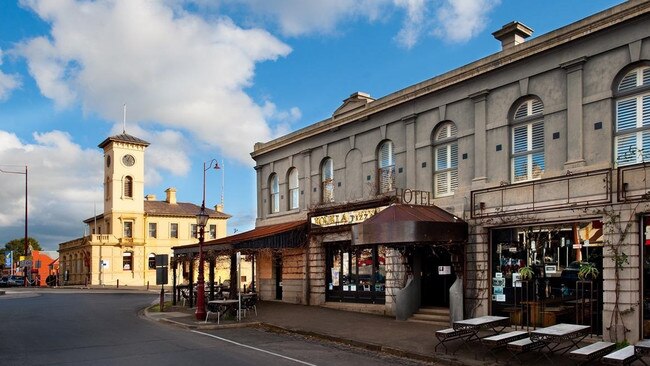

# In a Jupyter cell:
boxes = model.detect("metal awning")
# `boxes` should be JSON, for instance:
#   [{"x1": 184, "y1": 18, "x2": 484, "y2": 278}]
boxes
[
  {"x1": 351, "y1": 204, "x2": 467, "y2": 246},
  {"x1": 172, "y1": 220, "x2": 308, "y2": 255}
]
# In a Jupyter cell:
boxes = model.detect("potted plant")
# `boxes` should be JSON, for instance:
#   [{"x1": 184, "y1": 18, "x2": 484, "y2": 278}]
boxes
[
  {"x1": 578, "y1": 262, "x2": 599, "y2": 281},
  {"x1": 518, "y1": 266, "x2": 535, "y2": 281}
]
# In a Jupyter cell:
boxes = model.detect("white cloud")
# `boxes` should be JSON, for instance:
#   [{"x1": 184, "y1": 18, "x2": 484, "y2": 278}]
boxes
[
  {"x1": 393, "y1": 0, "x2": 427, "y2": 49},
  {"x1": 16, "y1": 0, "x2": 293, "y2": 165},
  {"x1": 435, "y1": 0, "x2": 501, "y2": 43},
  {"x1": 0, "y1": 130, "x2": 102, "y2": 249},
  {"x1": 0, "y1": 49, "x2": 21, "y2": 101}
]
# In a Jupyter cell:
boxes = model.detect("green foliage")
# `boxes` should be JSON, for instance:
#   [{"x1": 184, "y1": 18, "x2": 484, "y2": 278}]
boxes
[
  {"x1": 578, "y1": 262, "x2": 600, "y2": 280},
  {"x1": 1, "y1": 237, "x2": 41, "y2": 258},
  {"x1": 518, "y1": 266, "x2": 534, "y2": 280},
  {"x1": 615, "y1": 340, "x2": 630, "y2": 349}
]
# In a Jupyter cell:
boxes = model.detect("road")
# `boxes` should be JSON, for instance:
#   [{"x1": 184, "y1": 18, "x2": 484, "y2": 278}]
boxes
[{"x1": 0, "y1": 289, "x2": 425, "y2": 366}]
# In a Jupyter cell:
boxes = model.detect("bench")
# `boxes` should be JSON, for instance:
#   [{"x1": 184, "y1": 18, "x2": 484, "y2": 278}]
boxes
[
  {"x1": 602, "y1": 345, "x2": 647, "y2": 366},
  {"x1": 569, "y1": 341, "x2": 616, "y2": 365},
  {"x1": 481, "y1": 330, "x2": 528, "y2": 360},
  {"x1": 506, "y1": 337, "x2": 545, "y2": 363},
  {"x1": 434, "y1": 327, "x2": 474, "y2": 353}
]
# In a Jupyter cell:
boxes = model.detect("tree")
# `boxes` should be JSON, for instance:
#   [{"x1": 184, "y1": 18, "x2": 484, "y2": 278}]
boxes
[{"x1": 1, "y1": 237, "x2": 42, "y2": 258}]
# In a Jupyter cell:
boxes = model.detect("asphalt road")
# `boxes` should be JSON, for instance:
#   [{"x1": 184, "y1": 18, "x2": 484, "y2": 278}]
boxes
[{"x1": 0, "y1": 289, "x2": 425, "y2": 366}]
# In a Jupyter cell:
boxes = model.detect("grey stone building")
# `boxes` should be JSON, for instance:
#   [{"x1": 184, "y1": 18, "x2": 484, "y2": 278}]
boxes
[{"x1": 175, "y1": 1, "x2": 650, "y2": 343}]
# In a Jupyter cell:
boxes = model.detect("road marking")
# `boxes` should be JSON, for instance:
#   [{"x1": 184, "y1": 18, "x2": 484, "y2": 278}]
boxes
[{"x1": 191, "y1": 330, "x2": 318, "y2": 366}]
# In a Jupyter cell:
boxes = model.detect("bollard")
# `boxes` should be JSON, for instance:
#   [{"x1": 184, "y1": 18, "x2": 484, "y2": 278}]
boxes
[
  {"x1": 117, "y1": 279, "x2": 119, "y2": 289},
  {"x1": 147, "y1": 281, "x2": 150, "y2": 290}
]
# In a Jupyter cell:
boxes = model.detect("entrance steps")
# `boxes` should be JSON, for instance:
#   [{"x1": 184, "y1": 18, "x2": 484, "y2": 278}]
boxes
[{"x1": 407, "y1": 307, "x2": 450, "y2": 327}]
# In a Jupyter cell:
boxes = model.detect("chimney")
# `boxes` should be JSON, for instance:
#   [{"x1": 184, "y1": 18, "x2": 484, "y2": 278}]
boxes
[
  {"x1": 165, "y1": 188, "x2": 177, "y2": 204},
  {"x1": 214, "y1": 204, "x2": 224, "y2": 213},
  {"x1": 492, "y1": 21, "x2": 533, "y2": 51},
  {"x1": 145, "y1": 194, "x2": 156, "y2": 201}
]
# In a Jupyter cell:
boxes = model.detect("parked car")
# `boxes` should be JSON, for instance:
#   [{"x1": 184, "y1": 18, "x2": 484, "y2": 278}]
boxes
[
  {"x1": 7, "y1": 275, "x2": 25, "y2": 287},
  {"x1": 0, "y1": 276, "x2": 9, "y2": 287}
]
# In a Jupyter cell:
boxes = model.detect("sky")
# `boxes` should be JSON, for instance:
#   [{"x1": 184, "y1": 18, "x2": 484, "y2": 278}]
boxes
[{"x1": 0, "y1": 0, "x2": 625, "y2": 251}]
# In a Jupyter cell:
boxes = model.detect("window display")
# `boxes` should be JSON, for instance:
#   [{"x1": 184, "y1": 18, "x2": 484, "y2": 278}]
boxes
[
  {"x1": 490, "y1": 222, "x2": 603, "y2": 334},
  {"x1": 326, "y1": 243, "x2": 386, "y2": 304}
]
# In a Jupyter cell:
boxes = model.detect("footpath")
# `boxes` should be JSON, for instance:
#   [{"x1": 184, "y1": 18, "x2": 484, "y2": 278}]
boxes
[{"x1": 144, "y1": 299, "x2": 581, "y2": 366}]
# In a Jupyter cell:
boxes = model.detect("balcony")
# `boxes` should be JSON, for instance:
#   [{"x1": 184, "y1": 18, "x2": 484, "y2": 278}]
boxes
[
  {"x1": 471, "y1": 169, "x2": 611, "y2": 218},
  {"x1": 618, "y1": 162, "x2": 650, "y2": 202}
]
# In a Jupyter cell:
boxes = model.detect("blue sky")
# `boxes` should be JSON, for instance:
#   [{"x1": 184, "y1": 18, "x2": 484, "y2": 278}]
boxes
[{"x1": 0, "y1": 0, "x2": 624, "y2": 251}]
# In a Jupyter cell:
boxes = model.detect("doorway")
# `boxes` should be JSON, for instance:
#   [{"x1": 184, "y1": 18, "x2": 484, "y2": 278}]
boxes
[
  {"x1": 420, "y1": 247, "x2": 454, "y2": 307},
  {"x1": 274, "y1": 253, "x2": 283, "y2": 300}
]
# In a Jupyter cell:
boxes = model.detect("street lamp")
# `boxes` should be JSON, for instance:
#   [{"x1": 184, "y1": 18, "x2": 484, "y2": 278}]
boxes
[
  {"x1": 195, "y1": 159, "x2": 220, "y2": 320},
  {"x1": 0, "y1": 165, "x2": 28, "y2": 287}
]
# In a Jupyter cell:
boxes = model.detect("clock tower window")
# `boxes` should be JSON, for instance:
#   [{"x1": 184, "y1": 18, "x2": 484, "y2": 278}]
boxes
[{"x1": 124, "y1": 176, "x2": 133, "y2": 198}]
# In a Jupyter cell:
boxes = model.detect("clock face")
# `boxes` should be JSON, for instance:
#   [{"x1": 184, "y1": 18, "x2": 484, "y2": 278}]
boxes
[
  {"x1": 106, "y1": 155, "x2": 111, "y2": 167},
  {"x1": 122, "y1": 154, "x2": 135, "y2": 167}
]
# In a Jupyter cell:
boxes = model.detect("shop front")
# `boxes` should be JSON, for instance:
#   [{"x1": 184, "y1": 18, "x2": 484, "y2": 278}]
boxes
[{"x1": 489, "y1": 221, "x2": 604, "y2": 334}]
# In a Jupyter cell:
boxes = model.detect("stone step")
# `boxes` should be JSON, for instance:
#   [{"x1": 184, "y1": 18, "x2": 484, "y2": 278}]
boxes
[
  {"x1": 411, "y1": 313, "x2": 450, "y2": 322},
  {"x1": 407, "y1": 306, "x2": 450, "y2": 327},
  {"x1": 406, "y1": 318, "x2": 450, "y2": 327},
  {"x1": 415, "y1": 307, "x2": 450, "y2": 316}
]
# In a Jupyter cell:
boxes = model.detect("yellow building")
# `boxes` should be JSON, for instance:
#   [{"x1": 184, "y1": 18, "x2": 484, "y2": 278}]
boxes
[{"x1": 58, "y1": 132, "x2": 229, "y2": 287}]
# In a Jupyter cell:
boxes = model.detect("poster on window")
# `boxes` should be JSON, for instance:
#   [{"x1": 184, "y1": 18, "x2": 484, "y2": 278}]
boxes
[
  {"x1": 331, "y1": 269, "x2": 339, "y2": 286},
  {"x1": 512, "y1": 273, "x2": 522, "y2": 287}
]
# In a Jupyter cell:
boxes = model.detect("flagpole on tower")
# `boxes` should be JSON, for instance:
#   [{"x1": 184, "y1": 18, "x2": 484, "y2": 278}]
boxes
[{"x1": 123, "y1": 104, "x2": 127, "y2": 133}]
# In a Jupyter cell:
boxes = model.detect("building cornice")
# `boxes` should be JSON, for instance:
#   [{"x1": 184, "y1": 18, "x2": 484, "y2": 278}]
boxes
[{"x1": 250, "y1": 1, "x2": 650, "y2": 159}]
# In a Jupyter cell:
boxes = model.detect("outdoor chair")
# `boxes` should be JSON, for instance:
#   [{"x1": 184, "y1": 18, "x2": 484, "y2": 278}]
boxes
[
  {"x1": 180, "y1": 289, "x2": 190, "y2": 307},
  {"x1": 243, "y1": 294, "x2": 258, "y2": 317}
]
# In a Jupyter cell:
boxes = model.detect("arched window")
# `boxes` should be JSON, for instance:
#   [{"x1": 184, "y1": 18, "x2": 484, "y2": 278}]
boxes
[
  {"x1": 511, "y1": 97, "x2": 545, "y2": 183},
  {"x1": 123, "y1": 252, "x2": 133, "y2": 271},
  {"x1": 321, "y1": 158, "x2": 334, "y2": 203},
  {"x1": 614, "y1": 65, "x2": 650, "y2": 166},
  {"x1": 288, "y1": 168, "x2": 299, "y2": 210},
  {"x1": 269, "y1": 173, "x2": 279, "y2": 213},
  {"x1": 433, "y1": 122, "x2": 458, "y2": 197},
  {"x1": 124, "y1": 176, "x2": 133, "y2": 198},
  {"x1": 148, "y1": 253, "x2": 156, "y2": 270},
  {"x1": 378, "y1": 141, "x2": 395, "y2": 193}
]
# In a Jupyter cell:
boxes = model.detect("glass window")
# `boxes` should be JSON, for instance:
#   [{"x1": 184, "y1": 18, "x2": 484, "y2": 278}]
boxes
[
  {"x1": 321, "y1": 158, "x2": 334, "y2": 203},
  {"x1": 288, "y1": 168, "x2": 299, "y2": 210},
  {"x1": 378, "y1": 141, "x2": 395, "y2": 193},
  {"x1": 170, "y1": 223, "x2": 178, "y2": 239},
  {"x1": 123, "y1": 221, "x2": 133, "y2": 238},
  {"x1": 489, "y1": 223, "x2": 603, "y2": 334},
  {"x1": 433, "y1": 122, "x2": 458, "y2": 197},
  {"x1": 209, "y1": 224, "x2": 216, "y2": 239},
  {"x1": 124, "y1": 176, "x2": 133, "y2": 198},
  {"x1": 123, "y1": 252, "x2": 133, "y2": 271},
  {"x1": 270, "y1": 173, "x2": 279, "y2": 213},
  {"x1": 148, "y1": 253, "x2": 156, "y2": 270},
  {"x1": 149, "y1": 223, "x2": 157, "y2": 238},
  {"x1": 511, "y1": 98, "x2": 545, "y2": 182},
  {"x1": 326, "y1": 244, "x2": 386, "y2": 304},
  {"x1": 615, "y1": 66, "x2": 650, "y2": 166},
  {"x1": 191, "y1": 224, "x2": 198, "y2": 239}
]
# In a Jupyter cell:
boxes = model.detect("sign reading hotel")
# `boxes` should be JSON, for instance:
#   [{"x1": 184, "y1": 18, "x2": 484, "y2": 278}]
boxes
[{"x1": 311, "y1": 206, "x2": 388, "y2": 227}]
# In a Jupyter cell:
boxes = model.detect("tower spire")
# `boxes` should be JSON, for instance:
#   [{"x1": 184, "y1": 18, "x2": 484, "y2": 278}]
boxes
[{"x1": 122, "y1": 104, "x2": 127, "y2": 134}]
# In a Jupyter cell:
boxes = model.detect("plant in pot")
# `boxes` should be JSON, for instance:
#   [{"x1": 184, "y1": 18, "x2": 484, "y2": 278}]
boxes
[
  {"x1": 578, "y1": 262, "x2": 599, "y2": 281},
  {"x1": 518, "y1": 266, "x2": 535, "y2": 281}
]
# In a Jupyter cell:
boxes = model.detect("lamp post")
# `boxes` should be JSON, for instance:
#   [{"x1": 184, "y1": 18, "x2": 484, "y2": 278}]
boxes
[
  {"x1": 195, "y1": 159, "x2": 220, "y2": 320},
  {"x1": 0, "y1": 165, "x2": 28, "y2": 287}
]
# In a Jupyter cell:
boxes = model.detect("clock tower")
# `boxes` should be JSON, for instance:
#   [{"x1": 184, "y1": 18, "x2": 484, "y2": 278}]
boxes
[{"x1": 98, "y1": 133, "x2": 150, "y2": 235}]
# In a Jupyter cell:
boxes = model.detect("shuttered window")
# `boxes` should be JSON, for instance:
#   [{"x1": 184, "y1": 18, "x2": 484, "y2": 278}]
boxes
[
  {"x1": 288, "y1": 168, "x2": 299, "y2": 210},
  {"x1": 378, "y1": 141, "x2": 395, "y2": 193},
  {"x1": 321, "y1": 158, "x2": 334, "y2": 203},
  {"x1": 433, "y1": 122, "x2": 458, "y2": 197},
  {"x1": 615, "y1": 66, "x2": 650, "y2": 166},
  {"x1": 124, "y1": 176, "x2": 133, "y2": 198},
  {"x1": 270, "y1": 173, "x2": 279, "y2": 213},
  {"x1": 511, "y1": 98, "x2": 545, "y2": 183}
]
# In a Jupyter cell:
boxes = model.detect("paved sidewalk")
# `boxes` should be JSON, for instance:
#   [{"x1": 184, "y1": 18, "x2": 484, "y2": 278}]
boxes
[{"x1": 145, "y1": 300, "x2": 592, "y2": 365}]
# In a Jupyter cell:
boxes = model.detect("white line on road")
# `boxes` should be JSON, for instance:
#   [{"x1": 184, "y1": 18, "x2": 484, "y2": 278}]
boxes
[{"x1": 191, "y1": 330, "x2": 319, "y2": 366}]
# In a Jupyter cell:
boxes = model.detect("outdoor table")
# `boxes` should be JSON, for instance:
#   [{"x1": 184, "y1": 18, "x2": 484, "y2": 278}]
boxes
[
  {"x1": 529, "y1": 323, "x2": 590, "y2": 360},
  {"x1": 635, "y1": 339, "x2": 650, "y2": 358},
  {"x1": 453, "y1": 315, "x2": 510, "y2": 343},
  {"x1": 207, "y1": 299, "x2": 240, "y2": 319}
]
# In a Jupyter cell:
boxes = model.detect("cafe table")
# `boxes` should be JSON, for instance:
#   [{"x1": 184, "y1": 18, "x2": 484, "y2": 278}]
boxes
[
  {"x1": 529, "y1": 323, "x2": 590, "y2": 360},
  {"x1": 453, "y1": 315, "x2": 510, "y2": 343},
  {"x1": 206, "y1": 299, "x2": 240, "y2": 323}
]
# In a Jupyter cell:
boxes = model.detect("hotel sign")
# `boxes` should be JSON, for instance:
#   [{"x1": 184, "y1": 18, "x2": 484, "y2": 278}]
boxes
[{"x1": 311, "y1": 206, "x2": 388, "y2": 228}]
